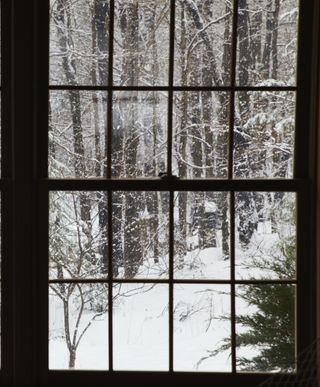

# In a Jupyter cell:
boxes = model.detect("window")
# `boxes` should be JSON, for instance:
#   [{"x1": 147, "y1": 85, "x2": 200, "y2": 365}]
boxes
[{"x1": 0, "y1": 0, "x2": 319, "y2": 386}]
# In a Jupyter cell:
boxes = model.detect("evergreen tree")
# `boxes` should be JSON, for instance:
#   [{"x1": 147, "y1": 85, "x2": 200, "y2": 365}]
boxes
[
  {"x1": 236, "y1": 250, "x2": 295, "y2": 371},
  {"x1": 198, "y1": 235, "x2": 295, "y2": 371}
]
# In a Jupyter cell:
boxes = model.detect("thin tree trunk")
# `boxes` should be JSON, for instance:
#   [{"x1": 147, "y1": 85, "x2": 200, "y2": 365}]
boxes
[
  {"x1": 68, "y1": 348, "x2": 76, "y2": 368},
  {"x1": 177, "y1": 3, "x2": 188, "y2": 267},
  {"x1": 272, "y1": 0, "x2": 280, "y2": 80},
  {"x1": 93, "y1": 1, "x2": 110, "y2": 274},
  {"x1": 250, "y1": 3, "x2": 262, "y2": 83},
  {"x1": 262, "y1": 0, "x2": 273, "y2": 79},
  {"x1": 54, "y1": 1, "x2": 95, "y2": 368},
  {"x1": 117, "y1": 2, "x2": 142, "y2": 277}
]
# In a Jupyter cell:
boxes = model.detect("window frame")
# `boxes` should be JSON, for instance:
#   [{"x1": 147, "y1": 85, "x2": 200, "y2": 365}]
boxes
[
  {"x1": 0, "y1": 0, "x2": 13, "y2": 384},
  {"x1": 0, "y1": 0, "x2": 319, "y2": 385}
]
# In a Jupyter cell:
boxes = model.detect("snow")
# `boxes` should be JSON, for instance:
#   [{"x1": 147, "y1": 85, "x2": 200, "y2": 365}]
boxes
[
  {"x1": 204, "y1": 201, "x2": 218, "y2": 213},
  {"x1": 49, "y1": 213, "x2": 295, "y2": 371},
  {"x1": 174, "y1": 284, "x2": 231, "y2": 372},
  {"x1": 113, "y1": 284, "x2": 168, "y2": 371},
  {"x1": 49, "y1": 292, "x2": 109, "y2": 370},
  {"x1": 175, "y1": 245, "x2": 229, "y2": 279},
  {"x1": 49, "y1": 188, "x2": 296, "y2": 371},
  {"x1": 49, "y1": 282, "x2": 232, "y2": 371}
]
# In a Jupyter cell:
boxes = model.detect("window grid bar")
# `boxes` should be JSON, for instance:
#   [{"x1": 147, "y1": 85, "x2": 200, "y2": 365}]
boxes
[
  {"x1": 168, "y1": 0, "x2": 176, "y2": 371},
  {"x1": 167, "y1": 0, "x2": 176, "y2": 177},
  {"x1": 230, "y1": 192, "x2": 237, "y2": 374},
  {"x1": 48, "y1": 85, "x2": 297, "y2": 92},
  {"x1": 229, "y1": 0, "x2": 239, "y2": 373},
  {"x1": 48, "y1": 278, "x2": 298, "y2": 285},
  {"x1": 228, "y1": 0, "x2": 238, "y2": 180},
  {"x1": 108, "y1": 190, "x2": 113, "y2": 371},
  {"x1": 42, "y1": 179, "x2": 306, "y2": 192},
  {"x1": 106, "y1": 0, "x2": 115, "y2": 180},
  {"x1": 107, "y1": 1, "x2": 115, "y2": 372},
  {"x1": 169, "y1": 191, "x2": 174, "y2": 372}
]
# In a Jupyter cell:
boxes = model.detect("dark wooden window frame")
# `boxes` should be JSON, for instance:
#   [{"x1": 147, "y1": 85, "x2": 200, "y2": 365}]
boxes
[{"x1": 0, "y1": 0, "x2": 319, "y2": 386}]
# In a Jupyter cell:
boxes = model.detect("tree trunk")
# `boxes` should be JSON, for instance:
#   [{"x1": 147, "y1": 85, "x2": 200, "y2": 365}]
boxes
[
  {"x1": 92, "y1": 1, "x2": 110, "y2": 275},
  {"x1": 176, "y1": 4, "x2": 188, "y2": 267},
  {"x1": 250, "y1": 2, "x2": 262, "y2": 83},
  {"x1": 55, "y1": 1, "x2": 94, "y2": 252},
  {"x1": 117, "y1": 2, "x2": 142, "y2": 277},
  {"x1": 271, "y1": 0, "x2": 280, "y2": 80},
  {"x1": 217, "y1": 2, "x2": 232, "y2": 257},
  {"x1": 68, "y1": 347, "x2": 76, "y2": 368},
  {"x1": 262, "y1": 0, "x2": 273, "y2": 79},
  {"x1": 236, "y1": 0, "x2": 258, "y2": 246},
  {"x1": 124, "y1": 193, "x2": 142, "y2": 278},
  {"x1": 146, "y1": 4, "x2": 160, "y2": 262}
]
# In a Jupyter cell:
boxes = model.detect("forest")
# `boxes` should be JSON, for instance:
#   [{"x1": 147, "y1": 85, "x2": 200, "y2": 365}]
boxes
[{"x1": 48, "y1": 0, "x2": 298, "y2": 372}]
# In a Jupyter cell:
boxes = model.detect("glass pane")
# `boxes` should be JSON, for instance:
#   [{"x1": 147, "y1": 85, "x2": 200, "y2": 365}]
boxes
[
  {"x1": 174, "y1": 284, "x2": 231, "y2": 372},
  {"x1": 49, "y1": 191, "x2": 108, "y2": 280},
  {"x1": 50, "y1": 0, "x2": 110, "y2": 86},
  {"x1": 113, "y1": 0, "x2": 169, "y2": 86},
  {"x1": 234, "y1": 91, "x2": 295, "y2": 179},
  {"x1": 235, "y1": 192, "x2": 296, "y2": 280},
  {"x1": 112, "y1": 91, "x2": 167, "y2": 178},
  {"x1": 236, "y1": 284, "x2": 295, "y2": 372},
  {"x1": 173, "y1": 92, "x2": 229, "y2": 179},
  {"x1": 113, "y1": 283, "x2": 168, "y2": 370},
  {"x1": 174, "y1": 192, "x2": 230, "y2": 279},
  {"x1": 174, "y1": 0, "x2": 233, "y2": 86},
  {"x1": 49, "y1": 91, "x2": 108, "y2": 178},
  {"x1": 237, "y1": 0, "x2": 299, "y2": 86},
  {"x1": 112, "y1": 191, "x2": 169, "y2": 279},
  {"x1": 49, "y1": 283, "x2": 108, "y2": 370}
]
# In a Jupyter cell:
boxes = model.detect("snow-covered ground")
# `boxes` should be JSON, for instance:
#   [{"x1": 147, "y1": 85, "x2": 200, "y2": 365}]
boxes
[
  {"x1": 49, "y1": 282, "x2": 231, "y2": 371},
  {"x1": 49, "y1": 217, "x2": 295, "y2": 371}
]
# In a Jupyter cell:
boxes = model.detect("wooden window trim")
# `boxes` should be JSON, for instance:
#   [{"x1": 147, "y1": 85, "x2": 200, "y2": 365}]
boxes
[{"x1": 0, "y1": 0, "x2": 318, "y2": 385}]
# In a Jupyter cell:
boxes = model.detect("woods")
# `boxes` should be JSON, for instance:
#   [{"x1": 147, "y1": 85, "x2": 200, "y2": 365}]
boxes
[{"x1": 48, "y1": 0, "x2": 299, "y2": 371}]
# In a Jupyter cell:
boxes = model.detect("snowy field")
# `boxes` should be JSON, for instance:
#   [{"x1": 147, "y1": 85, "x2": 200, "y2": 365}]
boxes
[
  {"x1": 49, "y1": 216, "x2": 294, "y2": 371},
  {"x1": 49, "y1": 282, "x2": 231, "y2": 371}
]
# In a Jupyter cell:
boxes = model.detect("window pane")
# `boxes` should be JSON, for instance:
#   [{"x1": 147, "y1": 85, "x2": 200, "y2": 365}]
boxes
[
  {"x1": 236, "y1": 284, "x2": 295, "y2": 372},
  {"x1": 173, "y1": 92, "x2": 229, "y2": 179},
  {"x1": 174, "y1": 192, "x2": 230, "y2": 279},
  {"x1": 174, "y1": 0, "x2": 233, "y2": 86},
  {"x1": 174, "y1": 284, "x2": 231, "y2": 372},
  {"x1": 237, "y1": 0, "x2": 299, "y2": 86},
  {"x1": 113, "y1": 283, "x2": 169, "y2": 370},
  {"x1": 113, "y1": 191, "x2": 169, "y2": 279},
  {"x1": 234, "y1": 91, "x2": 295, "y2": 179},
  {"x1": 113, "y1": 0, "x2": 170, "y2": 86},
  {"x1": 49, "y1": 191, "x2": 108, "y2": 280},
  {"x1": 112, "y1": 91, "x2": 167, "y2": 178},
  {"x1": 235, "y1": 192, "x2": 296, "y2": 280},
  {"x1": 50, "y1": 0, "x2": 110, "y2": 86},
  {"x1": 49, "y1": 91, "x2": 108, "y2": 178},
  {"x1": 49, "y1": 283, "x2": 108, "y2": 370}
]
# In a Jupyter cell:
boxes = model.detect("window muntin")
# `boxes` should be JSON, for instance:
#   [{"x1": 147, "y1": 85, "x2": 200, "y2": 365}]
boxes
[{"x1": 47, "y1": 0, "x2": 304, "y2": 379}]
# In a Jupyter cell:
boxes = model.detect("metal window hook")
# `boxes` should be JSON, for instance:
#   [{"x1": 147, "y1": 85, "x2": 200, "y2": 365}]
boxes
[{"x1": 158, "y1": 172, "x2": 179, "y2": 180}]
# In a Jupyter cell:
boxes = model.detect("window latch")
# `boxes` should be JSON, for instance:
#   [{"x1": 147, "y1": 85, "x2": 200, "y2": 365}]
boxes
[{"x1": 158, "y1": 172, "x2": 179, "y2": 180}]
